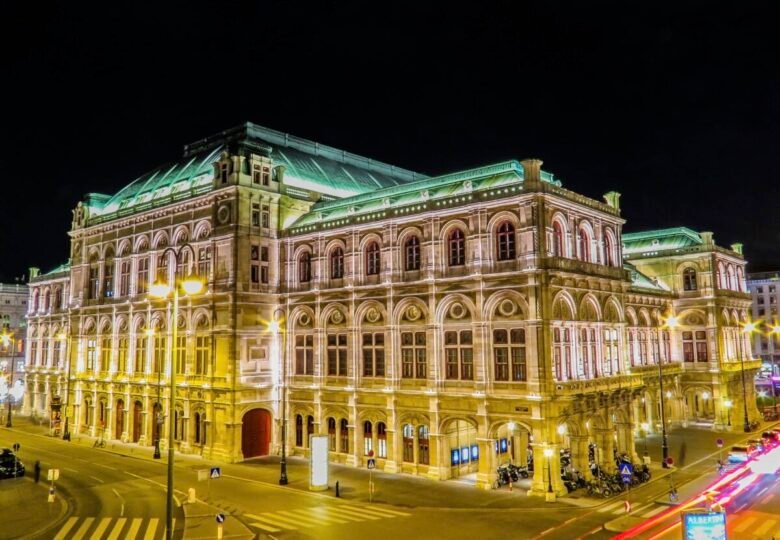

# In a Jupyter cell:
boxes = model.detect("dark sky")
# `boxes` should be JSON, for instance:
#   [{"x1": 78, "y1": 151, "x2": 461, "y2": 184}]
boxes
[{"x1": 3, "y1": 1, "x2": 779, "y2": 282}]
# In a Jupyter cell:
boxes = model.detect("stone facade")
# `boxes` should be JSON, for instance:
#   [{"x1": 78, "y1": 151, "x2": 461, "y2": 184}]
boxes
[{"x1": 23, "y1": 123, "x2": 759, "y2": 496}]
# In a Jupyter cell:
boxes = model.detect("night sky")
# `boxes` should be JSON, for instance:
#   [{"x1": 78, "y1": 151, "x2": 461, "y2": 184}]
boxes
[{"x1": 3, "y1": 1, "x2": 778, "y2": 282}]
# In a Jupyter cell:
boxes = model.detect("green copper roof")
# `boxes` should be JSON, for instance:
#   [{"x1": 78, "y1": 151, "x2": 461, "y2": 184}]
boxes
[
  {"x1": 86, "y1": 123, "x2": 428, "y2": 224},
  {"x1": 622, "y1": 227, "x2": 702, "y2": 255},
  {"x1": 289, "y1": 160, "x2": 563, "y2": 231}
]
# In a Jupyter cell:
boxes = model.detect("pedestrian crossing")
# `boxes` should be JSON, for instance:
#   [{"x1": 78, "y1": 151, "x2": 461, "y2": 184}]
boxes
[
  {"x1": 730, "y1": 513, "x2": 780, "y2": 539},
  {"x1": 244, "y1": 504, "x2": 411, "y2": 533},
  {"x1": 597, "y1": 499, "x2": 667, "y2": 518},
  {"x1": 53, "y1": 517, "x2": 173, "y2": 540}
]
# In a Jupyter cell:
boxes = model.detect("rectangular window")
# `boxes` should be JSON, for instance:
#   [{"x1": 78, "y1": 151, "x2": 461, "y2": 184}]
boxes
[
  {"x1": 101, "y1": 337, "x2": 111, "y2": 372},
  {"x1": 135, "y1": 336, "x2": 146, "y2": 373},
  {"x1": 153, "y1": 336, "x2": 165, "y2": 374},
  {"x1": 156, "y1": 255, "x2": 168, "y2": 283},
  {"x1": 262, "y1": 209, "x2": 270, "y2": 228},
  {"x1": 260, "y1": 266, "x2": 268, "y2": 284},
  {"x1": 89, "y1": 266, "x2": 100, "y2": 299},
  {"x1": 444, "y1": 330, "x2": 472, "y2": 380},
  {"x1": 86, "y1": 338, "x2": 96, "y2": 371},
  {"x1": 175, "y1": 336, "x2": 186, "y2": 375},
  {"x1": 401, "y1": 332, "x2": 426, "y2": 378},
  {"x1": 120, "y1": 261, "x2": 131, "y2": 297},
  {"x1": 493, "y1": 329, "x2": 509, "y2": 381},
  {"x1": 327, "y1": 334, "x2": 347, "y2": 376},
  {"x1": 117, "y1": 338, "x2": 128, "y2": 373},
  {"x1": 29, "y1": 341, "x2": 37, "y2": 366},
  {"x1": 261, "y1": 247, "x2": 269, "y2": 262},
  {"x1": 137, "y1": 258, "x2": 149, "y2": 294},
  {"x1": 295, "y1": 335, "x2": 314, "y2": 375},
  {"x1": 252, "y1": 203, "x2": 260, "y2": 226},
  {"x1": 695, "y1": 330, "x2": 708, "y2": 362},
  {"x1": 362, "y1": 333, "x2": 385, "y2": 377},
  {"x1": 195, "y1": 336, "x2": 210, "y2": 375},
  {"x1": 251, "y1": 264, "x2": 260, "y2": 284},
  {"x1": 252, "y1": 166, "x2": 261, "y2": 185},
  {"x1": 262, "y1": 167, "x2": 270, "y2": 186},
  {"x1": 103, "y1": 262, "x2": 114, "y2": 298},
  {"x1": 197, "y1": 247, "x2": 211, "y2": 278},
  {"x1": 682, "y1": 331, "x2": 695, "y2": 362},
  {"x1": 53, "y1": 340, "x2": 62, "y2": 368},
  {"x1": 41, "y1": 339, "x2": 49, "y2": 367}
]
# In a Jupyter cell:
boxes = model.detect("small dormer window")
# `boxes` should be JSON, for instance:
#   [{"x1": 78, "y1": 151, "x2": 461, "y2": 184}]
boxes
[
  {"x1": 252, "y1": 165, "x2": 261, "y2": 185},
  {"x1": 262, "y1": 167, "x2": 271, "y2": 186}
]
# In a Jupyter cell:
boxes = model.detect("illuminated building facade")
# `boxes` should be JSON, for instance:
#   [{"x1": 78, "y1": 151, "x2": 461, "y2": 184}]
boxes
[{"x1": 24, "y1": 123, "x2": 759, "y2": 495}]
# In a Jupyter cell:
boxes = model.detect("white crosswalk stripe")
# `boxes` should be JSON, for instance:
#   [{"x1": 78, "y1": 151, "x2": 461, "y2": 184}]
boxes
[
  {"x1": 640, "y1": 505, "x2": 667, "y2": 518},
  {"x1": 597, "y1": 500, "x2": 624, "y2": 513},
  {"x1": 52, "y1": 517, "x2": 170, "y2": 540},
  {"x1": 245, "y1": 504, "x2": 411, "y2": 533}
]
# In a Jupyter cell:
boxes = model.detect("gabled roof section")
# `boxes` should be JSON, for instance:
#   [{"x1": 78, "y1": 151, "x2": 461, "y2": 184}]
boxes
[
  {"x1": 288, "y1": 160, "x2": 563, "y2": 231},
  {"x1": 30, "y1": 261, "x2": 71, "y2": 283},
  {"x1": 622, "y1": 227, "x2": 702, "y2": 256}
]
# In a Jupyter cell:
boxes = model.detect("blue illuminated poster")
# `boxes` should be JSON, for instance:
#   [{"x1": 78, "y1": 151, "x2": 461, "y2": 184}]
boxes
[
  {"x1": 451, "y1": 449, "x2": 460, "y2": 465},
  {"x1": 495, "y1": 440, "x2": 499, "y2": 453},
  {"x1": 461, "y1": 447, "x2": 470, "y2": 463},
  {"x1": 500, "y1": 438, "x2": 508, "y2": 453},
  {"x1": 471, "y1": 444, "x2": 479, "y2": 460},
  {"x1": 683, "y1": 511, "x2": 726, "y2": 540}
]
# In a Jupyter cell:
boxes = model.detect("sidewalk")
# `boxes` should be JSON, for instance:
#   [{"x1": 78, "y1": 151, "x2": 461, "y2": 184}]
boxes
[
  {"x1": 182, "y1": 499, "x2": 254, "y2": 540},
  {"x1": 0, "y1": 476, "x2": 69, "y2": 540}
]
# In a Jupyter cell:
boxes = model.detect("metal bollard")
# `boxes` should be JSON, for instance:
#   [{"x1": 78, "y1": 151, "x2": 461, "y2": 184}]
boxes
[
  {"x1": 335, "y1": 481, "x2": 340, "y2": 497},
  {"x1": 188, "y1": 488, "x2": 196, "y2": 504}
]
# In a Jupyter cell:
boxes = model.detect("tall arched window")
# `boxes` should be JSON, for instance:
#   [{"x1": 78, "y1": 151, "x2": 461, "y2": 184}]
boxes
[
  {"x1": 603, "y1": 230, "x2": 615, "y2": 267},
  {"x1": 683, "y1": 268, "x2": 697, "y2": 291},
  {"x1": 43, "y1": 289, "x2": 51, "y2": 311},
  {"x1": 553, "y1": 220, "x2": 565, "y2": 257},
  {"x1": 448, "y1": 229, "x2": 466, "y2": 266},
  {"x1": 727, "y1": 265, "x2": 736, "y2": 291},
  {"x1": 402, "y1": 424, "x2": 414, "y2": 462},
  {"x1": 54, "y1": 287, "x2": 62, "y2": 311},
  {"x1": 366, "y1": 242, "x2": 380, "y2": 275},
  {"x1": 363, "y1": 421, "x2": 373, "y2": 455},
  {"x1": 496, "y1": 222, "x2": 515, "y2": 261},
  {"x1": 418, "y1": 425, "x2": 430, "y2": 465},
  {"x1": 339, "y1": 418, "x2": 349, "y2": 453},
  {"x1": 31, "y1": 290, "x2": 39, "y2": 312},
  {"x1": 327, "y1": 417, "x2": 336, "y2": 451},
  {"x1": 405, "y1": 236, "x2": 421, "y2": 271},
  {"x1": 295, "y1": 414, "x2": 303, "y2": 447},
  {"x1": 298, "y1": 252, "x2": 311, "y2": 283},
  {"x1": 578, "y1": 227, "x2": 591, "y2": 262},
  {"x1": 377, "y1": 422, "x2": 387, "y2": 458},
  {"x1": 330, "y1": 247, "x2": 344, "y2": 279}
]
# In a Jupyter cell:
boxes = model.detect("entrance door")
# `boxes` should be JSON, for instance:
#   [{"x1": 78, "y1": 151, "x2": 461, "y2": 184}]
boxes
[
  {"x1": 116, "y1": 400, "x2": 125, "y2": 439},
  {"x1": 242, "y1": 409, "x2": 271, "y2": 458},
  {"x1": 133, "y1": 401, "x2": 142, "y2": 443}
]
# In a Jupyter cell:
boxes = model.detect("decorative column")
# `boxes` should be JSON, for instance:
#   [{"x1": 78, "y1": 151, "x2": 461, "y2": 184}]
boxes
[
  {"x1": 569, "y1": 435, "x2": 590, "y2": 477},
  {"x1": 527, "y1": 443, "x2": 567, "y2": 498},
  {"x1": 475, "y1": 438, "x2": 495, "y2": 490}
]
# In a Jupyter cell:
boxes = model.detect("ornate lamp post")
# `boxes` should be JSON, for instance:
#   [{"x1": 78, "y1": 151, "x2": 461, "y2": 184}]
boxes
[
  {"x1": 656, "y1": 315, "x2": 678, "y2": 468},
  {"x1": 543, "y1": 446, "x2": 554, "y2": 501},
  {"x1": 723, "y1": 398, "x2": 733, "y2": 426},
  {"x1": 737, "y1": 322, "x2": 755, "y2": 432},
  {"x1": 268, "y1": 308, "x2": 288, "y2": 485},
  {"x1": 147, "y1": 327, "x2": 162, "y2": 460},
  {"x1": 1, "y1": 332, "x2": 18, "y2": 427},
  {"x1": 149, "y1": 243, "x2": 203, "y2": 540},
  {"x1": 56, "y1": 331, "x2": 72, "y2": 440}
]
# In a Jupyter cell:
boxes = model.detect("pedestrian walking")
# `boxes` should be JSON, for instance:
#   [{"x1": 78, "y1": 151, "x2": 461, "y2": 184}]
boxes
[{"x1": 34, "y1": 460, "x2": 41, "y2": 483}]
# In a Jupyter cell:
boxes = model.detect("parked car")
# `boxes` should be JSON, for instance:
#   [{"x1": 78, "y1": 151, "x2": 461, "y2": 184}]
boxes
[
  {"x1": 0, "y1": 449, "x2": 25, "y2": 479},
  {"x1": 761, "y1": 431, "x2": 780, "y2": 447},
  {"x1": 727, "y1": 444, "x2": 758, "y2": 463},
  {"x1": 748, "y1": 439, "x2": 766, "y2": 453}
]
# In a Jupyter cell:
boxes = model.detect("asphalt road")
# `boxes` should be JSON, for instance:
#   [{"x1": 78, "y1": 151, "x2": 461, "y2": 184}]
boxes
[{"x1": 0, "y1": 429, "x2": 181, "y2": 539}]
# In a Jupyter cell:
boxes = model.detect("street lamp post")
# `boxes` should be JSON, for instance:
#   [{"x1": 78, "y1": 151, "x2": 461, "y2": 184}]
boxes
[
  {"x1": 656, "y1": 315, "x2": 678, "y2": 468},
  {"x1": 738, "y1": 323, "x2": 755, "y2": 432},
  {"x1": 57, "y1": 331, "x2": 72, "y2": 440},
  {"x1": 640, "y1": 422, "x2": 649, "y2": 456},
  {"x1": 543, "y1": 446, "x2": 554, "y2": 500},
  {"x1": 269, "y1": 308, "x2": 288, "y2": 485},
  {"x1": 150, "y1": 244, "x2": 203, "y2": 540},
  {"x1": 150, "y1": 327, "x2": 162, "y2": 460},
  {"x1": 724, "y1": 399, "x2": 733, "y2": 426},
  {"x1": 2, "y1": 332, "x2": 18, "y2": 428}
]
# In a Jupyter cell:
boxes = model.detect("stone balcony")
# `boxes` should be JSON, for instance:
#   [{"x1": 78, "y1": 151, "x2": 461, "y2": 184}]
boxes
[{"x1": 553, "y1": 371, "x2": 643, "y2": 396}]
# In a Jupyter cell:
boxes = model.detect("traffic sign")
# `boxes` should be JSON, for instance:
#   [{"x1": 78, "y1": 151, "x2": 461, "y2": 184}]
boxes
[
  {"x1": 716, "y1": 438, "x2": 724, "y2": 448},
  {"x1": 666, "y1": 457, "x2": 674, "y2": 466},
  {"x1": 210, "y1": 467, "x2": 221, "y2": 479},
  {"x1": 47, "y1": 469, "x2": 59, "y2": 481},
  {"x1": 215, "y1": 513, "x2": 225, "y2": 524},
  {"x1": 367, "y1": 458, "x2": 376, "y2": 469},
  {"x1": 620, "y1": 463, "x2": 634, "y2": 484}
]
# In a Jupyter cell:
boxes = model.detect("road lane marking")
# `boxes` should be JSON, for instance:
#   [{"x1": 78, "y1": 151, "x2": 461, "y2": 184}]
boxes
[
  {"x1": 244, "y1": 514, "x2": 285, "y2": 532},
  {"x1": 287, "y1": 508, "x2": 349, "y2": 524},
  {"x1": 90, "y1": 517, "x2": 112, "y2": 539},
  {"x1": 54, "y1": 517, "x2": 79, "y2": 540},
  {"x1": 126, "y1": 518, "x2": 143, "y2": 539},
  {"x1": 626, "y1": 503, "x2": 651, "y2": 515},
  {"x1": 640, "y1": 506, "x2": 666, "y2": 518},
  {"x1": 315, "y1": 507, "x2": 364, "y2": 522},
  {"x1": 89, "y1": 475, "x2": 104, "y2": 483},
  {"x1": 96, "y1": 463, "x2": 117, "y2": 470},
  {"x1": 754, "y1": 519, "x2": 776, "y2": 537},
  {"x1": 326, "y1": 506, "x2": 380, "y2": 520},
  {"x1": 597, "y1": 501, "x2": 624, "y2": 513},
  {"x1": 72, "y1": 517, "x2": 95, "y2": 540},
  {"x1": 143, "y1": 518, "x2": 158, "y2": 540},
  {"x1": 245, "y1": 513, "x2": 299, "y2": 530},
  {"x1": 275, "y1": 510, "x2": 323, "y2": 527},
  {"x1": 262, "y1": 512, "x2": 313, "y2": 528},
  {"x1": 357, "y1": 505, "x2": 412, "y2": 517},
  {"x1": 734, "y1": 516, "x2": 758, "y2": 532},
  {"x1": 65, "y1": 467, "x2": 79, "y2": 474},
  {"x1": 106, "y1": 517, "x2": 127, "y2": 540}
]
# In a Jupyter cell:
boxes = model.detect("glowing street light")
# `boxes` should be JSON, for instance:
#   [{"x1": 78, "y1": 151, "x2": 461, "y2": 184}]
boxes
[
  {"x1": 723, "y1": 398, "x2": 733, "y2": 427},
  {"x1": 656, "y1": 314, "x2": 679, "y2": 468},
  {"x1": 738, "y1": 322, "x2": 756, "y2": 432},
  {"x1": 268, "y1": 309, "x2": 288, "y2": 486},
  {"x1": 543, "y1": 446, "x2": 554, "y2": 496}
]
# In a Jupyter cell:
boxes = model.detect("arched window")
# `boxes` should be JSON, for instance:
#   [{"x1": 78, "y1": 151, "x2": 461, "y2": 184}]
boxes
[
  {"x1": 54, "y1": 288, "x2": 62, "y2": 310},
  {"x1": 330, "y1": 247, "x2": 344, "y2": 279},
  {"x1": 174, "y1": 407, "x2": 185, "y2": 441},
  {"x1": 405, "y1": 236, "x2": 421, "y2": 271},
  {"x1": 363, "y1": 421, "x2": 373, "y2": 455},
  {"x1": 578, "y1": 227, "x2": 591, "y2": 262},
  {"x1": 366, "y1": 242, "x2": 380, "y2": 275},
  {"x1": 418, "y1": 425, "x2": 430, "y2": 465},
  {"x1": 43, "y1": 289, "x2": 51, "y2": 311},
  {"x1": 727, "y1": 265, "x2": 736, "y2": 291},
  {"x1": 448, "y1": 229, "x2": 466, "y2": 266},
  {"x1": 194, "y1": 411, "x2": 207, "y2": 446},
  {"x1": 339, "y1": 418, "x2": 349, "y2": 453},
  {"x1": 553, "y1": 220, "x2": 565, "y2": 257},
  {"x1": 736, "y1": 267, "x2": 745, "y2": 292},
  {"x1": 295, "y1": 414, "x2": 303, "y2": 447},
  {"x1": 402, "y1": 424, "x2": 414, "y2": 462},
  {"x1": 31, "y1": 290, "x2": 39, "y2": 312},
  {"x1": 683, "y1": 268, "x2": 697, "y2": 291},
  {"x1": 327, "y1": 417, "x2": 336, "y2": 451},
  {"x1": 307, "y1": 415, "x2": 314, "y2": 446},
  {"x1": 298, "y1": 252, "x2": 311, "y2": 283},
  {"x1": 377, "y1": 422, "x2": 387, "y2": 458},
  {"x1": 603, "y1": 230, "x2": 615, "y2": 267},
  {"x1": 496, "y1": 222, "x2": 515, "y2": 261}
]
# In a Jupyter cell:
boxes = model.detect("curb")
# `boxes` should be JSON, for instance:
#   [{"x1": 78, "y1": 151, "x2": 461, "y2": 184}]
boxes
[{"x1": 19, "y1": 479, "x2": 73, "y2": 540}]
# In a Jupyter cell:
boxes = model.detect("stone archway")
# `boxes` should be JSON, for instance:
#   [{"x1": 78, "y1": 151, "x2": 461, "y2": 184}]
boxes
[
  {"x1": 115, "y1": 399, "x2": 125, "y2": 440},
  {"x1": 132, "y1": 401, "x2": 142, "y2": 443},
  {"x1": 441, "y1": 418, "x2": 478, "y2": 480},
  {"x1": 242, "y1": 408, "x2": 272, "y2": 459}
]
